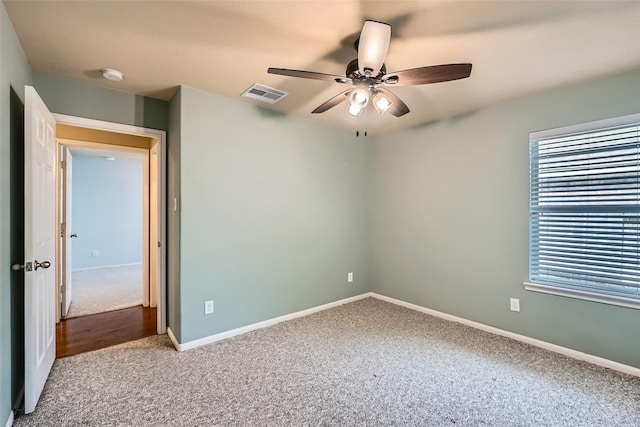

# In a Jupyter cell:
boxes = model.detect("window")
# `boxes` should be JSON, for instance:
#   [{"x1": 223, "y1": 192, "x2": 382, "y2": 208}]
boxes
[{"x1": 526, "y1": 113, "x2": 640, "y2": 309}]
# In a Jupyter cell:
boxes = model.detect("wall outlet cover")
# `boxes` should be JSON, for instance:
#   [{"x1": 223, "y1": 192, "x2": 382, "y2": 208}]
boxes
[
  {"x1": 204, "y1": 300, "x2": 214, "y2": 315},
  {"x1": 510, "y1": 298, "x2": 520, "y2": 312}
]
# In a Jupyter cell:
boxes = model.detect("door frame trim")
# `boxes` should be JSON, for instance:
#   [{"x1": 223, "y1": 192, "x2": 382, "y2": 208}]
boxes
[{"x1": 52, "y1": 113, "x2": 167, "y2": 334}]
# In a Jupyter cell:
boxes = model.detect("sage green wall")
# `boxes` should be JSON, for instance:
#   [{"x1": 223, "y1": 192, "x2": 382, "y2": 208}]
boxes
[
  {"x1": 370, "y1": 68, "x2": 640, "y2": 368},
  {"x1": 176, "y1": 86, "x2": 370, "y2": 343},
  {"x1": 0, "y1": 2, "x2": 32, "y2": 424},
  {"x1": 32, "y1": 73, "x2": 169, "y2": 131},
  {"x1": 167, "y1": 88, "x2": 182, "y2": 340}
]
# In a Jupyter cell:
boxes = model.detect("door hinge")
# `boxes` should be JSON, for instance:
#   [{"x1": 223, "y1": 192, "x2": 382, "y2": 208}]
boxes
[
  {"x1": 60, "y1": 222, "x2": 66, "y2": 238},
  {"x1": 60, "y1": 160, "x2": 66, "y2": 169},
  {"x1": 157, "y1": 241, "x2": 161, "y2": 248}
]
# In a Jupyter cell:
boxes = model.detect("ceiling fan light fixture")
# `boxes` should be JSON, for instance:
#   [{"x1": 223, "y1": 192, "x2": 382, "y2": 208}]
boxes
[
  {"x1": 267, "y1": 20, "x2": 471, "y2": 120},
  {"x1": 347, "y1": 103, "x2": 364, "y2": 117},
  {"x1": 372, "y1": 90, "x2": 392, "y2": 114},
  {"x1": 349, "y1": 86, "x2": 369, "y2": 107},
  {"x1": 358, "y1": 20, "x2": 391, "y2": 76},
  {"x1": 347, "y1": 86, "x2": 369, "y2": 117}
]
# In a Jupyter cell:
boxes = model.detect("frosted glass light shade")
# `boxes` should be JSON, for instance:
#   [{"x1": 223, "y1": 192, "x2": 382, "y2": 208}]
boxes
[
  {"x1": 358, "y1": 21, "x2": 391, "y2": 76},
  {"x1": 348, "y1": 103, "x2": 364, "y2": 117},
  {"x1": 372, "y1": 91, "x2": 392, "y2": 114},
  {"x1": 352, "y1": 90, "x2": 367, "y2": 105},
  {"x1": 348, "y1": 86, "x2": 369, "y2": 117}
]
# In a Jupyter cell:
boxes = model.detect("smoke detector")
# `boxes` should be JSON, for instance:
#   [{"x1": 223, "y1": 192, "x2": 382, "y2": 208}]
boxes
[{"x1": 102, "y1": 68, "x2": 124, "y2": 82}]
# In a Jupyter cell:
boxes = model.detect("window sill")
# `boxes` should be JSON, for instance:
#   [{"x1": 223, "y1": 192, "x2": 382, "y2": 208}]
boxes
[{"x1": 524, "y1": 282, "x2": 640, "y2": 310}]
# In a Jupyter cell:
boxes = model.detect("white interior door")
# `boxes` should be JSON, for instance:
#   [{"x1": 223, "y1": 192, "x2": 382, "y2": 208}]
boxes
[
  {"x1": 61, "y1": 147, "x2": 73, "y2": 317},
  {"x1": 24, "y1": 85, "x2": 57, "y2": 414}
]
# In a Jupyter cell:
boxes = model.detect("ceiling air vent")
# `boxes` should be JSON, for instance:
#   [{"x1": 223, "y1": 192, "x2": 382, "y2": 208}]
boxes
[{"x1": 241, "y1": 84, "x2": 288, "y2": 104}]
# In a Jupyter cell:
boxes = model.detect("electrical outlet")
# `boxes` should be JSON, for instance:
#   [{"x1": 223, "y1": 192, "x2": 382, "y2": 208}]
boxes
[
  {"x1": 204, "y1": 300, "x2": 214, "y2": 315},
  {"x1": 510, "y1": 298, "x2": 520, "y2": 312},
  {"x1": 347, "y1": 272, "x2": 354, "y2": 283},
  {"x1": 92, "y1": 249, "x2": 99, "y2": 257}
]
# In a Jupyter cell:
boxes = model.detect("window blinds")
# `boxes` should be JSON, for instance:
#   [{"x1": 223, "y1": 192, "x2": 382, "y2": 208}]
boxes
[{"x1": 529, "y1": 119, "x2": 639, "y2": 300}]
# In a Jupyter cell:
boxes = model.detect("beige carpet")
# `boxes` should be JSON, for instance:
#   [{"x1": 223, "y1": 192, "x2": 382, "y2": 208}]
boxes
[
  {"x1": 14, "y1": 298, "x2": 640, "y2": 426},
  {"x1": 65, "y1": 264, "x2": 143, "y2": 318}
]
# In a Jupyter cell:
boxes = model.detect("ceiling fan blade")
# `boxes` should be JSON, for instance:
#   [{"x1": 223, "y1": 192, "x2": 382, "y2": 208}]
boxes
[
  {"x1": 312, "y1": 89, "x2": 353, "y2": 114},
  {"x1": 268, "y1": 68, "x2": 350, "y2": 84},
  {"x1": 377, "y1": 87, "x2": 410, "y2": 117},
  {"x1": 384, "y1": 63, "x2": 472, "y2": 86},
  {"x1": 358, "y1": 20, "x2": 391, "y2": 76}
]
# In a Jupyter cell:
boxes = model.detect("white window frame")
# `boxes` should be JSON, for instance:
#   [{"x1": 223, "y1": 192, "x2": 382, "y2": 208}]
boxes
[{"x1": 525, "y1": 112, "x2": 640, "y2": 310}]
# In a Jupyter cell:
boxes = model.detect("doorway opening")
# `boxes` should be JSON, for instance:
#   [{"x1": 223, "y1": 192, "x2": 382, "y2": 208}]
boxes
[
  {"x1": 60, "y1": 143, "x2": 146, "y2": 318},
  {"x1": 53, "y1": 116, "x2": 166, "y2": 357}
]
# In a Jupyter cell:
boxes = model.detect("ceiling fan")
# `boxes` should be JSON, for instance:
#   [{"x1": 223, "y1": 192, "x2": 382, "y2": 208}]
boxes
[{"x1": 268, "y1": 20, "x2": 472, "y2": 118}]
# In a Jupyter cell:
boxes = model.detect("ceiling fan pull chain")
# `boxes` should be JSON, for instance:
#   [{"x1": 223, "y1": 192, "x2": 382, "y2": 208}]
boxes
[{"x1": 364, "y1": 104, "x2": 368, "y2": 137}]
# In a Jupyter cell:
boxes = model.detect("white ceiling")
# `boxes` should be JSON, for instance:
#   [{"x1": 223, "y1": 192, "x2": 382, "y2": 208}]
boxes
[{"x1": 4, "y1": 1, "x2": 640, "y2": 135}]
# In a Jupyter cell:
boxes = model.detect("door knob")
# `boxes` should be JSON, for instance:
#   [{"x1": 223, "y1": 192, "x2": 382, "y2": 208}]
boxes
[
  {"x1": 70, "y1": 233, "x2": 78, "y2": 238},
  {"x1": 34, "y1": 260, "x2": 51, "y2": 271}
]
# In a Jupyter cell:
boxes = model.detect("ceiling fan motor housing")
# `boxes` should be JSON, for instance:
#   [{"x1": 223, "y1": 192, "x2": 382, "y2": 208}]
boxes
[{"x1": 346, "y1": 59, "x2": 386, "y2": 82}]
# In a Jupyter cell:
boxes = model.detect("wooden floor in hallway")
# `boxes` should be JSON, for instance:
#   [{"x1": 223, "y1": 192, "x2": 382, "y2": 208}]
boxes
[{"x1": 56, "y1": 305, "x2": 157, "y2": 358}]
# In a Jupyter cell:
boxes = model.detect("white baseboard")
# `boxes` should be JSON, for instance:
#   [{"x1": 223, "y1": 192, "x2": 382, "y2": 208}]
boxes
[
  {"x1": 370, "y1": 292, "x2": 640, "y2": 378},
  {"x1": 165, "y1": 291, "x2": 639, "y2": 378},
  {"x1": 4, "y1": 411, "x2": 13, "y2": 427},
  {"x1": 72, "y1": 262, "x2": 142, "y2": 272},
  {"x1": 173, "y1": 293, "x2": 373, "y2": 352}
]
